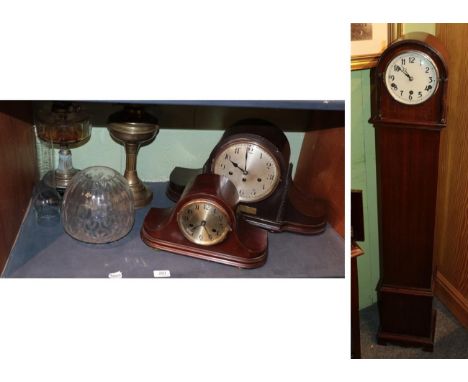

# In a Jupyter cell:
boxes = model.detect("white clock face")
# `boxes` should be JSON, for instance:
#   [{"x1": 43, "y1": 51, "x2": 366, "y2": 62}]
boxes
[
  {"x1": 212, "y1": 140, "x2": 280, "y2": 203},
  {"x1": 384, "y1": 51, "x2": 439, "y2": 105}
]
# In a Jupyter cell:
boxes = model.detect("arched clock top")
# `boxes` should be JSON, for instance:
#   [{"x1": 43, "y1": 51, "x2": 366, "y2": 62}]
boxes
[
  {"x1": 180, "y1": 172, "x2": 239, "y2": 211},
  {"x1": 377, "y1": 32, "x2": 448, "y2": 79}
]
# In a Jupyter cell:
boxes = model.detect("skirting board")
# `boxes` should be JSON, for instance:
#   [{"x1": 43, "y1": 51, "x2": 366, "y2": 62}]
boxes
[{"x1": 435, "y1": 270, "x2": 468, "y2": 328}]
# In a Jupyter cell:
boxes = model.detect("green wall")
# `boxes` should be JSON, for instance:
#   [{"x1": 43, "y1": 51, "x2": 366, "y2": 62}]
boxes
[
  {"x1": 352, "y1": 23, "x2": 436, "y2": 309},
  {"x1": 404, "y1": 23, "x2": 435, "y2": 34},
  {"x1": 351, "y1": 69, "x2": 380, "y2": 308},
  {"x1": 41, "y1": 103, "x2": 307, "y2": 182},
  {"x1": 71, "y1": 128, "x2": 305, "y2": 182}
]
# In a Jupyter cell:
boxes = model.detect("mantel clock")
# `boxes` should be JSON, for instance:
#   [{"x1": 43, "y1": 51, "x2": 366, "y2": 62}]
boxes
[
  {"x1": 167, "y1": 119, "x2": 327, "y2": 234},
  {"x1": 142, "y1": 173, "x2": 268, "y2": 268}
]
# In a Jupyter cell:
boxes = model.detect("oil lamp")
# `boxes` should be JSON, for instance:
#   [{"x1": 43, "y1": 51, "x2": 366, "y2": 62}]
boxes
[
  {"x1": 107, "y1": 105, "x2": 159, "y2": 208},
  {"x1": 36, "y1": 102, "x2": 91, "y2": 191}
]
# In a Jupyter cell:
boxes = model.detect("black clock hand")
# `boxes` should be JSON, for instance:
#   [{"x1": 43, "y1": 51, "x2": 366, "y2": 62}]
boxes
[
  {"x1": 402, "y1": 69, "x2": 413, "y2": 81},
  {"x1": 229, "y1": 159, "x2": 247, "y2": 174},
  {"x1": 399, "y1": 65, "x2": 414, "y2": 81},
  {"x1": 244, "y1": 147, "x2": 249, "y2": 172}
]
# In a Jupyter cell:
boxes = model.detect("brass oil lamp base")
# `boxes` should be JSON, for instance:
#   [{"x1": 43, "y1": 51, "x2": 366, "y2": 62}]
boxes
[{"x1": 107, "y1": 105, "x2": 159, "y2": 208}]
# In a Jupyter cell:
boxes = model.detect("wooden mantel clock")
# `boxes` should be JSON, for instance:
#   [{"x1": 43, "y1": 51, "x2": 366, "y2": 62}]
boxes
[
  {"x1": 369, "y1": 32, "x2": 448, "y2": 351},
  {"x1": 167, "y1": 119, "x2": 327, "y2": 234},
  {"x1": 141, "y1": 173, "x2": 268, "y2": 268}
]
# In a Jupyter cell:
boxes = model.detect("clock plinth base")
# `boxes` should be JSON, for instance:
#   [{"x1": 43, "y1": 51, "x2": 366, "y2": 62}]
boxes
[
  {"x1": 377, "y1": 283, "x2": 436, "y2": 352},
  {"x1": 239, "y1": 195, "x2": 327, "y2": 234},
  {"x1": 239, "y1": 170, "x2": 327, "y2": 234},
  {"x1": 141, "y1": 207, "x2": 268, "y2": 269},
  {"x1": 377, "y1": 309, "x2": 436, "y2": 352}
]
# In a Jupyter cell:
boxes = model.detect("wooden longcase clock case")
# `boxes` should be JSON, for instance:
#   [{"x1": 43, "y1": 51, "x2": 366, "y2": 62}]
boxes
[{"x1": 370, "y1": 32, "x2": 448, "y2": 351}]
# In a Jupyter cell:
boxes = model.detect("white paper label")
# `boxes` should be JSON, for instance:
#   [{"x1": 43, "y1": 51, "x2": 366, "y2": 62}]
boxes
[
  {"x1": 153, "y1": 270, "x2": 171, "y2": 278},
  {"x1": 108, "y1": 271, "x2": 123, "y2": 278}
]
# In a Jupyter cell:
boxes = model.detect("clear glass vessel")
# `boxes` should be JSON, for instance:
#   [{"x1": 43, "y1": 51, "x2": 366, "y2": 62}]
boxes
[
  {"x1": 36, "y1": 102, "x2": 92, "y2": 191},
  {"x1": 33, "y1": 180, "x2": 62, "y2": 226},
  {"x1": 61, "y1": 166, "x2": 135, "y2": 244}
]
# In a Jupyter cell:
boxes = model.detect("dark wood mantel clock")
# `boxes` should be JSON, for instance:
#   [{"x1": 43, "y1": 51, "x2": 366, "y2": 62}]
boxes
[
  {"x1": 167, "y1": 119, "x2": 327, "y2": 234},
  {"x1": 369, "y1": 32, "x2": 448, "y2": 351}
]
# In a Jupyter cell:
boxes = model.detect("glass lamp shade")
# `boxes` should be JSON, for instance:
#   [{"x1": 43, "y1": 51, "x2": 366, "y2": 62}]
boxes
[{"x1": 62, "y1": 166, "x2": 135, "y2": 244}]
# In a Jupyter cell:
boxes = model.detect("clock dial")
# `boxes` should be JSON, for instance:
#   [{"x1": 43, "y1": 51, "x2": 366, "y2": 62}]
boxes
[
  {"x1": 177, "y1": 199, "x2": 231, "y2": 246},
  {"x1": 385, "y1": 51, "x2": 439, "y2": 105},
  {"x1": 212, "y1": 141, "x2": 280, "y2": 202}
]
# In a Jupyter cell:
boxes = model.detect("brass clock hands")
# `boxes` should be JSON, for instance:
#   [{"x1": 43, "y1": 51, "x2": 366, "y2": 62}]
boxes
[
  {"x1": 189, "y1": 220, "x2": 206, "y2": 233},
  {"x1": 188, "y1": 219, "x2": 227, "y2": 239}
]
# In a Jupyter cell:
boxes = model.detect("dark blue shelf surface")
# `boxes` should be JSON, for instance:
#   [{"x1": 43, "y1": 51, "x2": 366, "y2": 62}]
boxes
[{"x1": 2, "y1": 182, "x2": 344, "y2": 278}]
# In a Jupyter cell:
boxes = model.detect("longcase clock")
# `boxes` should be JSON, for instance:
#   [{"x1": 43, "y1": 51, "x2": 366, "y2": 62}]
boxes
[{"x1": 369, "y1": 32, "x2": 448, "y2": 351}]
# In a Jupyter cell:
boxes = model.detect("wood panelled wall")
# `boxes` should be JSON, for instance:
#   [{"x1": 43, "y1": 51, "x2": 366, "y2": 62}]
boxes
[
  {"x1": 434, "y1": 24, "x2": 468, "y2": 327},
  {"x1": 0, "y1": 102, "x2": 37, "y2": 271},
  {"x1": 294, "y1": 110, "x2": 344, "y2": 237}
]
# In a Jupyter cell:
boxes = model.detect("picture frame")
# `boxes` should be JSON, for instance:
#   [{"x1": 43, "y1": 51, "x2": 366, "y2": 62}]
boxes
[{"x1": 351, "y1": 23, "x2": 403, "y2": 70}]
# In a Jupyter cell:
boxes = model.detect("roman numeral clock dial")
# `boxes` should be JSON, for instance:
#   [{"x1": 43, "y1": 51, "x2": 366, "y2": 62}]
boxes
[{"x1": 384, "y1": 51, "x2": 439, "y2": 105}]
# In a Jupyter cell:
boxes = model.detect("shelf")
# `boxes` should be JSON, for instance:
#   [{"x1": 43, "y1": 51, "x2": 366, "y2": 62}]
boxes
[
  {"x1": 90, "y1": 100, "x2": 345, "y2": 111},
  {"x1": 2, "y1": 182, "x2": 344, "y2": 278}
]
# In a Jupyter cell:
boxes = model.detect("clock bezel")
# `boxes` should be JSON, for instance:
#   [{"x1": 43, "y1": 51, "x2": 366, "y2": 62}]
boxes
[
  {"x1": 176, "y1": 198, "x2": 232, "y2": 246},
  {"x1": 210, "y1": 137, "x2": 282, "y2": 203},
  {"x1": 384, "y1": 50, "x2": 440, "y2": 106}
]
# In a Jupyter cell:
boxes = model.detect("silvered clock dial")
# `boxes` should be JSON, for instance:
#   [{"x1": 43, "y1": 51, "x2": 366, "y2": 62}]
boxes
[
  {"x1": 212, "y1": 139, "x2": 280, "y2": 203},
  {"x1": 384, "y1": 50, "x2": 439, "y2": 105}
]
